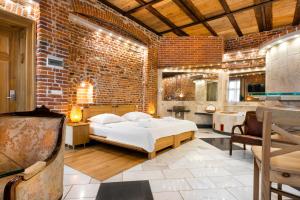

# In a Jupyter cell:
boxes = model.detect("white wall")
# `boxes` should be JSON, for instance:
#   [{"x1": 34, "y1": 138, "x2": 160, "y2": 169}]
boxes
[{"x1": 266, "y1": 37, "x2": 300, "y2": 92}]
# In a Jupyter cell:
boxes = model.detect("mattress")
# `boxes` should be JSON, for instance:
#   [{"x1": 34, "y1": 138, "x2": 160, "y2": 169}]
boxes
[{"x1": 89, "y1": 118, "x2": 198, "y2": 152}]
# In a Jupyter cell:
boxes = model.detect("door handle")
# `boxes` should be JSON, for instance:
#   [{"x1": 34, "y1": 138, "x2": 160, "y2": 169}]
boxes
[{"x1": 7, "y1": 90, "x2": 16, "y2": 100}]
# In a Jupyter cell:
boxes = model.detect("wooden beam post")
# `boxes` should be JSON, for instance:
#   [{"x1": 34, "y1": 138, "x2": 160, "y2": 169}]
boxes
[
  {"x1": 293, "y1": 0, "x2": 300, "y2": 25},
  {"x1": 160, "y1": 0, "x2": 273, "y2": 35},
  {"x1": 99, "y1": 0, "x2": 160, "y2": 35},
  {"x1": 134, "y1": 0, "x2": 188, "y2": 36},
  {"x1": 172, "y1": 0, "x2": 218, "y2": 36},
  {"x1": 218, "y1": 0, "x2": 243, "y2": 36}
]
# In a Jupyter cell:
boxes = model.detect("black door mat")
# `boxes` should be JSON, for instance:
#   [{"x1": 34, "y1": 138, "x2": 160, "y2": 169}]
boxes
[
  {"x1": 201, "y1": 138, "x2": 244, "y2": 151},
  {"x1": 96, "y1": 180, "x2": 153, "y2": 200}
]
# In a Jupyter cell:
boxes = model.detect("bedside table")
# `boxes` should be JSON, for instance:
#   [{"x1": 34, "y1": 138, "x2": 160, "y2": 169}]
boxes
[{"x1": 66, "y1": 122, "x2": 89, "y2": 149}]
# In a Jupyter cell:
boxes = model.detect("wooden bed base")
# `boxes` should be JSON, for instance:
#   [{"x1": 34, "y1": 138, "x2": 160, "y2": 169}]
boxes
[
  {"x1": 89, "y1": 131, "x2": 195, "y2": 159},
  {"x1": 83, "y1": 105, "x2": 195, "y2": 159}
]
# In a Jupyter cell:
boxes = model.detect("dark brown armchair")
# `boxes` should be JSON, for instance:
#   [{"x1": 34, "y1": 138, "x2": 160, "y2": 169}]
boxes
[
  {"x1": 230, "y1": 111, "x2": 263, "y2": 155},
  {"x1": 0, "y1": 106, "x2": 65, "y2": 200}
]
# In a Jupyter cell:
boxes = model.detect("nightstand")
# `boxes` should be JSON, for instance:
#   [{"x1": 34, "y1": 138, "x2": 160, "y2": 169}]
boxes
[{"x1": 65, "y1": 122, "x2": 89, "y2": 149}]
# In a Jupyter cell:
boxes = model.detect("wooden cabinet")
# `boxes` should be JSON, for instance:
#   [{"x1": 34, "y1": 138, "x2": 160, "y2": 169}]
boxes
[{"x1": 66, "y1": 122, "x2": 89, "y2": 149}]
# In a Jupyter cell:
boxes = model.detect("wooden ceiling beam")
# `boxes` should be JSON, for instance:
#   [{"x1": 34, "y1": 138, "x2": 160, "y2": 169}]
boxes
[
  {"x1": 254, "y1": 0, "x2": 272, "y2": 31},
  {"x1": 99, "y1": 0, "x2": 160, "y2": 35},
  {"x1": 218, "y1": 0, "x2": 243, "y2": 36},
  {"x1": 160, "y1": 0, "x2": 274, "y2": 34},
  {"x1": 263, "y1": 1, "x2": 273, "y2": 31},
  {"x1": 134, "y1": 0, "x2": 188, "y2": 36},
  {"x1": 126, "y1": 0, "x2": 165, "y2": 15},
  {"x1": 254, "y1": 0, "x2": 265, "y2": 32},
  {"x1": 292, "y1": 0, "x2": 300, "y2": 25},
  {"x1": 172, "y1": 0, "x2": 218, "y2": 36}
]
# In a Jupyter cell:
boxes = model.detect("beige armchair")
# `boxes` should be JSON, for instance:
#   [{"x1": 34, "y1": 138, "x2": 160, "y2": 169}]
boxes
[{"x1": 0, "y1": 106, "x2": 66, "y2": 200}]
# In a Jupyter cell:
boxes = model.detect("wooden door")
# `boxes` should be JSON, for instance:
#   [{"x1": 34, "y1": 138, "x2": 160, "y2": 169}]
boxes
[{"x1": 0, "y1": 29, "x2": 10, "y2": 113}]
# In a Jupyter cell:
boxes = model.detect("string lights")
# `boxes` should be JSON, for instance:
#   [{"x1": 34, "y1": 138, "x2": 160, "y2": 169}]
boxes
[
  {"x1": 69, "y1": 14, "x2": 147, "y2": 51},
  {"x1": 3, "y1": 0, "x2": 36, "y2": 18},
  {"x1": 163, "y1": 48, "x2": 266, "y2": 76},
  {"x1": 260, "y1": 30, "x2": 300, "y2": 52}
]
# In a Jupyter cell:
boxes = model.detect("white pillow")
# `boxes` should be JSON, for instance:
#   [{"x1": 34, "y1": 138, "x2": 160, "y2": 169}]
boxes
[
  {"x1": 88, "y1": 113, "x2": 124, "y2": 124},
  {"x1": 122, "y1": 112, "x2": 152, "y2": 121}
]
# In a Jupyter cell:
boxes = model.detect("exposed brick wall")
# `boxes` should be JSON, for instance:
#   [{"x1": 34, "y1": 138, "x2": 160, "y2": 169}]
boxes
[
  {"x1": 68, "y1": 21, "x2": 146, "y2": 108},
  {"x1": 158, "y1": 36, "x2": 224, "y2": 68},
  {"x1": 36, "y1": 0, "x2": 71, "y2": 113},
  {"x1": 163, "y1": 76, "x2": 195, "y2": 101},
  {"x1": 225, "y1": 26, "x2": 300, "y2": 52},
  {"x1": 0, "y1": 0, "x2": 159, "y2": 114}
]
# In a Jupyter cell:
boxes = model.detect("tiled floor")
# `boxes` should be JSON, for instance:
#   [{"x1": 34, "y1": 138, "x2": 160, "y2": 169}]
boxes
[{"x1": 63, "y1": 129, "x2": 300, "y2": 200}]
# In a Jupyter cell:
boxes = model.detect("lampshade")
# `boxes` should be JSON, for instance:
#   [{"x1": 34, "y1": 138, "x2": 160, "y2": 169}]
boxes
[
  {"x1": 70, "y1": 105, "x2": 82, "y2": 123},
  {"x1": 148, "y1": 103, "x2": 156, "y2": 115}
]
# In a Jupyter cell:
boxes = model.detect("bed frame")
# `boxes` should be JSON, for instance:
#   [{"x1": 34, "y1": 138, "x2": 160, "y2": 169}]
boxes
[{"x1": 83, "y1": 105, "x2": 195, "y2": 159}]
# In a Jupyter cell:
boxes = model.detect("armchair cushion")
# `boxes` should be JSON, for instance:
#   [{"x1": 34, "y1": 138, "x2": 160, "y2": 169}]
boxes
[{"x1": 22, "y1": 161, "x2": 46, "y2": 180}]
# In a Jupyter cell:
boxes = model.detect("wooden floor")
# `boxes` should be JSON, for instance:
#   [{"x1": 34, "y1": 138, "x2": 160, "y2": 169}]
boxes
[{"x1": 64, "y1": 143, "x2": 147, "y2": 181}]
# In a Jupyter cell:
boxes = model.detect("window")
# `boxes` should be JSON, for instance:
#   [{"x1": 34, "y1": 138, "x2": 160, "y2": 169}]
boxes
[
  {"x1": 77, "y1": 82, "x2": 94, "y2": 104},
  {"x1": 228, "y1": 79, "x2": 240, "y2": 102}
]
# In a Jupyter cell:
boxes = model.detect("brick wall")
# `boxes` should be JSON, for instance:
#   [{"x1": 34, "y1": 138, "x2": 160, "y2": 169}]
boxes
[
  {"x1": 225, "y1": 26, "x2": 300, "y2": 52},
  {"x1": 0, "y1": 0, "x2": 159, "y2": 114},
  {"x1": 69, "y1": 20, "x2": 146, "y2": 108},
  {"x1": 158, "y1": 36, "x2": 224, "y2": 67}
]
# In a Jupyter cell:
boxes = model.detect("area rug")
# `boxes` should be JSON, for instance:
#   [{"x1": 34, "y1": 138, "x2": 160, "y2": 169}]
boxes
[
  {"x1": 64, "y1": 143, "x2": 147, "y2": 181},
  {"x1": 96, "y1": 180, "x2": 153, "y2": 200},
  {"x1": 201, "y1": 138, "x2": 244, "y2": 151}
]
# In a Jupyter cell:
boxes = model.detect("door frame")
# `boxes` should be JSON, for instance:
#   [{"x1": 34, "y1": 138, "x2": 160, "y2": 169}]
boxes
[{"x1": 0, "y1": 10, "x2": 36, "y2": 111}]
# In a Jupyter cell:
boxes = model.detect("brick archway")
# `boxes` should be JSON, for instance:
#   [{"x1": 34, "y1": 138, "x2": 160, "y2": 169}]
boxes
[{"x1": 71, "y1": 0, "x2": 157, "y2": 46}]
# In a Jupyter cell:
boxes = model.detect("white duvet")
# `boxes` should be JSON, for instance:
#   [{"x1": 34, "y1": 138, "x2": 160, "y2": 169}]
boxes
[{"x1": 89, "y1": 117, "x2": 198, "y2": 152}]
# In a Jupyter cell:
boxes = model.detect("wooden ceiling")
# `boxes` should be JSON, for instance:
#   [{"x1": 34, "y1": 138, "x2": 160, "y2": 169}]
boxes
[{"x1": 100, "y1": 0, "x2": 300, "y2": 38}]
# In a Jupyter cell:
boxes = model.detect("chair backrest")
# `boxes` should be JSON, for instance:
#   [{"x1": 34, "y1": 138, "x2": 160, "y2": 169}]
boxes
[
  {"x1": 258, "y1": 107, "x2": 300, "y2": 174},
  {"x1": 244, "y1": 111, "x2": 263, "y2": 137},
  {"x1": 0, "y1": 106, "x2": 65, "y2": 168}
]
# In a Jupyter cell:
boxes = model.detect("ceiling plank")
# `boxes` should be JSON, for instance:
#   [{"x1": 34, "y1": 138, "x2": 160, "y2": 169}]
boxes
[
  {"x1": 126, "y1": 0, "x2": 165, "y2": 15},
  {"x1": 218, "y1": 0, "x2": 243, "y2": 36},
  {"x1": 160, "y1": 0, "x2": 274, "y2": 34},
  {"x1": 134, "y1": 0, "x2": 188, "y2": 36},
  {"x1": 292, "y1": 0, "x2": 300, "y2": 25},
  {"x1": 99, "y1": 0, "x2": 160, "y2": 35},
  {"x1": 172, "y1": 0, "x2": 218, "y2": 36}
]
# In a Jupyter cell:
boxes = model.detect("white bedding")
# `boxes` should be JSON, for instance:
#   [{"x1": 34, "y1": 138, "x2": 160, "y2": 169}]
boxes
[{"x1": 89, "y1": 118, "x2": 198, "y2": 152}]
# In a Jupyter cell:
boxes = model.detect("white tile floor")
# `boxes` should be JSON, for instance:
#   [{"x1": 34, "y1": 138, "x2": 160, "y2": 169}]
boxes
[{"x1": 63, "y1": 129, "x2": 300, "y2": 200}]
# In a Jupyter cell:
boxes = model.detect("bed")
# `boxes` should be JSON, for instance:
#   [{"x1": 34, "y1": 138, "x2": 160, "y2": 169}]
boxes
[{"x1": 83, "y1": 105, "x2": 197, "y2": 159}]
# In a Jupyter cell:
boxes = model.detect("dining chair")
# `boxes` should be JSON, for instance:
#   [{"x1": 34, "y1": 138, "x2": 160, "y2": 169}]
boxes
[
  {"x1": 252, "y1": 106, "x2": 300, "y2": 200},
  {"x1": 0, "y1": 106, "x2": 66, "y2": 200},
  {"x1": 230, "y1": 111, "x2": 263, "y2": 155}
]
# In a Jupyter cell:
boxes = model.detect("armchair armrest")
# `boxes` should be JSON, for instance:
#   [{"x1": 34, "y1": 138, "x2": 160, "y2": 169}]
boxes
[
  {"x1": 232, "y1": 124, "x2": 245, "y2": 135},
  {"x1": 22, "y1": 161, "x2": 46, "y2": 180}
]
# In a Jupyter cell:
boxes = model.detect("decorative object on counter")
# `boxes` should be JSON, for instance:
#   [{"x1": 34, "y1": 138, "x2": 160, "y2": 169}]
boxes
[
  {"x1": 70, "y1": 105, "x2": 82, "y2": 123},
  {"x1": 229, "y1": 111, "x2": 262, "y2": 156},
  {"x1": 205, "y1": 104, "x2": 216, "y2": 113}
]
